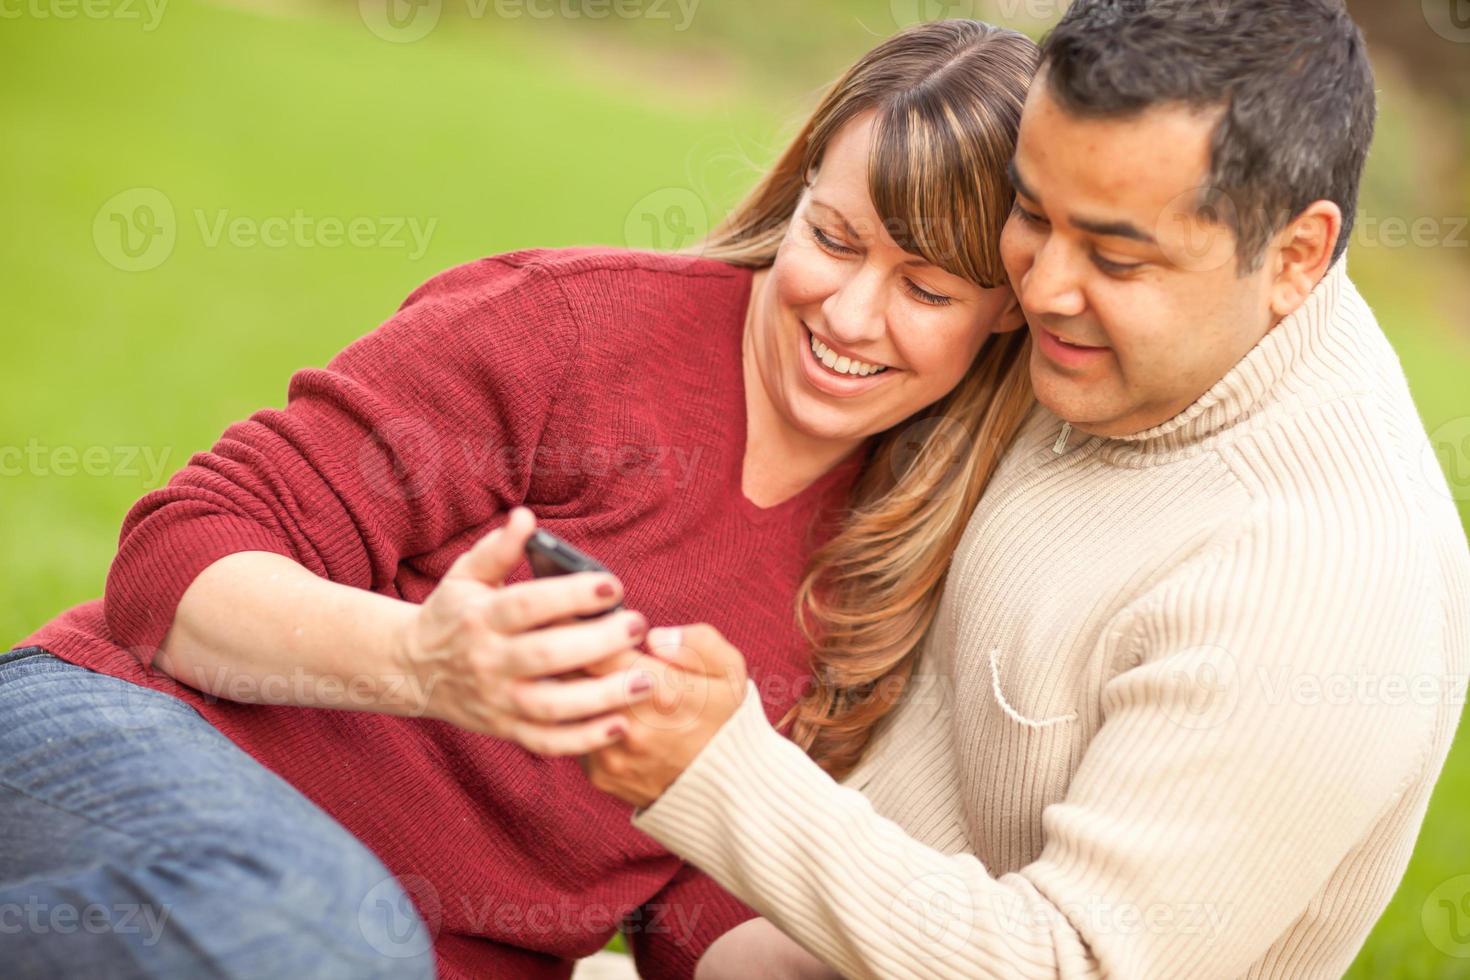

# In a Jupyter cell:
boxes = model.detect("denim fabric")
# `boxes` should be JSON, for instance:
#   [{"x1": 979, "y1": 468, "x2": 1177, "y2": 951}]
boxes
[{"x1": 0, "y1": 648, "x2": 436, "y2": 979}]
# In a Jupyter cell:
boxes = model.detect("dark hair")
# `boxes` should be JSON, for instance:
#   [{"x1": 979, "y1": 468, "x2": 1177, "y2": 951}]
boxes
[{"x1": 1040, "y1": 0, "x2": 1376, "y2": 270}]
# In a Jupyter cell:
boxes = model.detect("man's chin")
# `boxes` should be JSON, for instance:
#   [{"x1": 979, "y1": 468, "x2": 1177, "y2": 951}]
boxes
[
  {"x1": 1023, "y1": 373, "x2": 1134, "y2": 437},
  {"x1": 1029, "y1": 368, "x2": 1113, "y2": 432}
]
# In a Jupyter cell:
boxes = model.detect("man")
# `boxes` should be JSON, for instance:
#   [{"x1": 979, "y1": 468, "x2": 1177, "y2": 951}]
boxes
[{"x1": 566, "y1": 1, "x2": 1470, "y2": 977}]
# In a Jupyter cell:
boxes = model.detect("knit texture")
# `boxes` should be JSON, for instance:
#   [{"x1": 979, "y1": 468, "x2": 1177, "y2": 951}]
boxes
[
  {"x1": 634, "y1": 262, "x2": 1470, "y2": 979},
  {"x1": 22, "y1": 248, "x2": 866, "y2": 980}
]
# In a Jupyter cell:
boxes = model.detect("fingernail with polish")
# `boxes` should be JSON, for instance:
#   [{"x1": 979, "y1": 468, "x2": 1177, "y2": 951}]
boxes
[
  {"x1": 596, "y1": 580, "x2": 617, "y2": 599},
  {"x1": 630, "y1": 673, "x2": 653, "y2": 695},
  {"x1": 627, "y1": 614, "x2": 648, "y2": 639}
]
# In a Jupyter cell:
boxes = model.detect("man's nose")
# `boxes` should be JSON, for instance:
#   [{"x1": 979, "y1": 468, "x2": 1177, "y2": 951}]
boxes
[{"x1": 1019, "y1": 237, "x2": 1087, "y2": 321}]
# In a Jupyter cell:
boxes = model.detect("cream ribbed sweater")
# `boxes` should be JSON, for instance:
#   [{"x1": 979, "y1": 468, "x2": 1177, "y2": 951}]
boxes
[{"x1": 633, "y1": 262, "x2": 1470, "y2": 979}]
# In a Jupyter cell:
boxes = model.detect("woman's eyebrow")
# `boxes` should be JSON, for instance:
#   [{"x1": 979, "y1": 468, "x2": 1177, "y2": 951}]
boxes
[{"x1": 807, "y1": 198, "x2": 861, "y2": 238}]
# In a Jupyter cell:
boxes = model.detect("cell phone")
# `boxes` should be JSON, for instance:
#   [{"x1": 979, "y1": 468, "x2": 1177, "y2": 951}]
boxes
[{"x1": 524, "y1": 529, "x2": 623, "y2": 614}]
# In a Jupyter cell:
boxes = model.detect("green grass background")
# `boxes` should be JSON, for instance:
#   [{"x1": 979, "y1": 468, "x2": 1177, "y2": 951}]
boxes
[{"x1": 1, "y1": 1, "x2": 1467, "y2": 974}]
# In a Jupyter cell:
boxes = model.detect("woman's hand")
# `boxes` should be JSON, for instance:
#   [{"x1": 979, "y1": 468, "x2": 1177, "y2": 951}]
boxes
[
  {"x1": 396, "y1": 507, "x2": 654, "y2": 754},
  {"x1": 579, "y1": 624, "x2": 749, "y2": 808}
]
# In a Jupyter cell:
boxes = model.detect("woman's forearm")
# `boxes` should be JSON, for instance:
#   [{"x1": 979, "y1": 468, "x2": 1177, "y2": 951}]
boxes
[
  {"x1": 149, "y1": 512, "x2": 651, "y2": 756},
  {"x1": 154, "y1": 550, "x2": 424, "y2": 715}
]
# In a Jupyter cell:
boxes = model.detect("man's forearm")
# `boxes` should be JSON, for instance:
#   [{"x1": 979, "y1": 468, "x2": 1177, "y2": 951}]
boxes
[{"x1": 154, "y1": 550, "x2": 425, "y2": 714}]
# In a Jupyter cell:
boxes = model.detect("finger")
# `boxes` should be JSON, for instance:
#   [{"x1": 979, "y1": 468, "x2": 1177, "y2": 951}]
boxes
[
  {"x1": 502, "y1": 610, "x2": 649, "y2": 678},
  {"x1": 447, "y1": 507, "x2": 537, "y2": 586},
  {"x1": 484, "y1": 572, "x2": 625, "y2": 634},
  {"x1": 505, "y1": 713, "x2": 626, "y2": 757},
  {"x1": 581, "y1": 648, "x2": 644, "y2": 679},
  {"x1": 644, "y1": 623, "x2": 736, "y2": 677},
  {"x1": 506, "y1": 667, "x2": 656, "y2": 723}
]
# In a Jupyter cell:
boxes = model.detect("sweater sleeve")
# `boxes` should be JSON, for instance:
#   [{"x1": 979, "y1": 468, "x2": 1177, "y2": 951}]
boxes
[
  {"x1": 627, "y1": 862, "x2": 758, "y2": 980},
  {"x1": 631, "y1": 508, "x2": 1445, "y2": 979},
  {"x1": 103, "y1": 257, "x2": 581, "y2": 658}
]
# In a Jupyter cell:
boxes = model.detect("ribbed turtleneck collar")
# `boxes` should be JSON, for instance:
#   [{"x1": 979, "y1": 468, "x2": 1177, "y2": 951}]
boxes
[{"x1": 1055, "y1": 260, "x2": 1362, "y2": 461}]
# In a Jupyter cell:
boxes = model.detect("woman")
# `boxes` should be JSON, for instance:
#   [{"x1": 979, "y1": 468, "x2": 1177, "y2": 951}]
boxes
[{"x1": 3, "y1": 20, "x2": 1038, "y2": 980}]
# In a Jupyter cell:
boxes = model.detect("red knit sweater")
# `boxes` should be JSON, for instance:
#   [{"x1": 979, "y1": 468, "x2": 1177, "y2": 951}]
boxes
[{"x1": 22, "y1": 248, "x2": 866, "y2": 979}]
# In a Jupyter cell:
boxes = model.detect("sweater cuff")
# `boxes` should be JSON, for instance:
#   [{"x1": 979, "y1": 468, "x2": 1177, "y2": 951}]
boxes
[
  {"x1": 633, "y1": 679, "x2": 794, "y2": 853},
  {"x1": 104, "y1": 514, "x2": 299, "y2": 660}
]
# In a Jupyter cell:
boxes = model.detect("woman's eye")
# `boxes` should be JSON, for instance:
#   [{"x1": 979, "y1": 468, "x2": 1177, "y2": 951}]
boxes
[
  {"x1": 903, "y1": 278, "x2": 952, "y2": 307},
  {"x1": 810, "y1": 224, "x2": 857, "y2": 255}
]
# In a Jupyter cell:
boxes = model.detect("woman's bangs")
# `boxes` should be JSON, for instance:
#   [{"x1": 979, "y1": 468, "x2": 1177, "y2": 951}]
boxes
[{"x1": 868, "y1": 101, "x2": 1008, "y2": 290}]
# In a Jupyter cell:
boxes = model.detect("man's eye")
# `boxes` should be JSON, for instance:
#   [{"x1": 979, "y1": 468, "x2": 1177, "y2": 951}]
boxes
[
  {"x1": 810, "y1": 225, "x2": 857, "y2": 255},
  {"x1": 1092, "y1": 253, "x2": 1145, "y2": 276},
  {"x1": 1012, "y1": 202, "x2": 1048, "y2": 227}
]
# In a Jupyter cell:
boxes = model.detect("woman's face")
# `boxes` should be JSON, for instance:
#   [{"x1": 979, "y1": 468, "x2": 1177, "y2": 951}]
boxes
[{"x1": 749, "y1": 110, "x2": 1025, "y2": 445}]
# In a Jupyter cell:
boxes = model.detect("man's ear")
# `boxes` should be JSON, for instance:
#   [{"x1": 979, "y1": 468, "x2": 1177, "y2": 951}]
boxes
[
  {"x1": 993, "y1": 287, "x2": 1028, "y2": 334},
  {"x1": 1268, "y1": 200, "x2": 1342, "y2": 319}
]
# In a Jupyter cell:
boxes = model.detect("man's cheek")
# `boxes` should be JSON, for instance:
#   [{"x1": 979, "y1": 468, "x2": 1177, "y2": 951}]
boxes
[{"x1": 999, "y1": 217, "x2": 1032, "y2": 285}]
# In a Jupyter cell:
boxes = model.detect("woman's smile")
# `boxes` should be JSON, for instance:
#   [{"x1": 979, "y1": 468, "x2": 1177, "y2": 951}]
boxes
[{"x1": 797, "y1": 320, "x2": 899, "y2": 398}]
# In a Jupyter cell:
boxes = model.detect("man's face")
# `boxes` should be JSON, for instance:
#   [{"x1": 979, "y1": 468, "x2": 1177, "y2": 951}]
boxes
[{"x1": 1000, "y1": 81, "x2": 1280, "y2": 438}]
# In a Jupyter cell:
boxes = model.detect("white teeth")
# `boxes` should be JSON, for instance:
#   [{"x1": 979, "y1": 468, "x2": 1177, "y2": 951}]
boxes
[{"x1": 809, "y1": 333, "x2": 887, "y2": 377}]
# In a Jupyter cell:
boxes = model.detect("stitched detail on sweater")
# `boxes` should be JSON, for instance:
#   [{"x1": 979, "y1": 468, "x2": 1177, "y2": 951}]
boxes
[{"x1": 988, "y1": 647, "x2": 1077, "y2": 730}]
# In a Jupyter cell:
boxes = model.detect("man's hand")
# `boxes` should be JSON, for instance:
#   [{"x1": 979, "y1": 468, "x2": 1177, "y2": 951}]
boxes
[{"x1": 579, "y1": 624, "x2": 750, "y2": 808}]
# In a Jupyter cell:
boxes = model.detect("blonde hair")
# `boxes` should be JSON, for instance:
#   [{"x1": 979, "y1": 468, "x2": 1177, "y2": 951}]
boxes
[{"x1": 699, "y1": 20, "x2": 1039, "y2": 779}]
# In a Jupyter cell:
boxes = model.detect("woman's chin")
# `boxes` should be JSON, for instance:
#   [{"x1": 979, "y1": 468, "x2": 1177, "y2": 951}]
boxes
[{"x1": 784, "y1": 397, "x2": 886, "y2": 446}]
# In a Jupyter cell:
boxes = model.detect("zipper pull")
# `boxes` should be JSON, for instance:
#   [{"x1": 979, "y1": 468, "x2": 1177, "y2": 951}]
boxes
[{"x1": 1052, "y1": 421, "x2": 1073, "y2": 455}]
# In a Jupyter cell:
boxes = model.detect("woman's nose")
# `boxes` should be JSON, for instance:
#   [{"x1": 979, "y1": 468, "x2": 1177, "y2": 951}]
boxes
[{"x1": 821, "y1": 264, "x2": 888, "y2": 346}]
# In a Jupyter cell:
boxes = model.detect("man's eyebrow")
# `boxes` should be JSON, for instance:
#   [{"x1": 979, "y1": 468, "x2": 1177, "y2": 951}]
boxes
[
  {"x1": 1072, "y1": 216, "x2": 1158, "y2": 245},
  {"x1": 1009, "y1": 159, "x2": 1159, "y2": 246},
  {"x1": 807, "y1": 198, "x2": 859, "y2": 239},
  {"x1": 1007, "y1": 160, "x2": 1039, "y2": 203}
]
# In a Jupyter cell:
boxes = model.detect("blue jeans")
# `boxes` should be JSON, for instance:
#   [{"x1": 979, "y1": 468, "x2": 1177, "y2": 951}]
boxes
[{"x1": 0, "y1": 647, "x2": 437, "y2": 979}]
